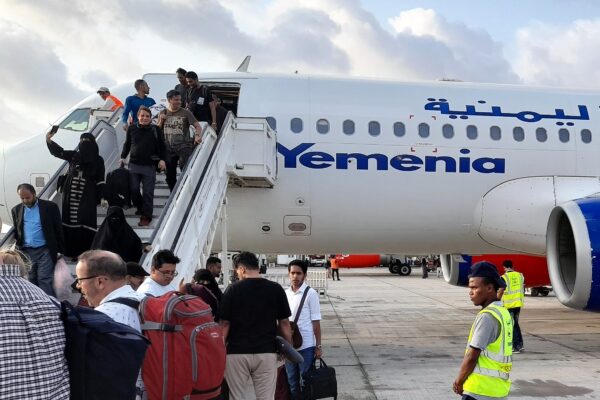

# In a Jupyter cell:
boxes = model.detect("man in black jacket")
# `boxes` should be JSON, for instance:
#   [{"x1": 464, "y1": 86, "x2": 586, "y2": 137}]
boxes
[{"x1": 11, "y1": 183, "x2": 65, "y2": 296}]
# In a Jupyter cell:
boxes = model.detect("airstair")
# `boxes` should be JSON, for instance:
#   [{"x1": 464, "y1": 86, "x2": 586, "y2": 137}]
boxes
[{"x1": 0, "y1": 107, "x2": 277, "y2": 294}]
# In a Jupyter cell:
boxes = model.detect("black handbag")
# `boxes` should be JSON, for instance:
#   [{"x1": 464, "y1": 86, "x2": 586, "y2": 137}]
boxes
[{"x1": 302, "y1": 358, "x2": 337, "y2": 400}]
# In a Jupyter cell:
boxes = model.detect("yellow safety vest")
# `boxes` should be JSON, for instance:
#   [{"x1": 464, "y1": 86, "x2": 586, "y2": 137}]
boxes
[
  {"x1": 501, "y1": 271, "x2": 524, "y2": 309},
  {"x1": 464, "y1": 304, "x2": 513, "y2": 398}
]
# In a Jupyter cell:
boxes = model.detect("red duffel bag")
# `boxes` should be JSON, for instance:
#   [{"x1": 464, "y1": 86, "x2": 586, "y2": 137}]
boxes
[{"x1": 140, "y1": 292, "x2": 226, "y2": 400}]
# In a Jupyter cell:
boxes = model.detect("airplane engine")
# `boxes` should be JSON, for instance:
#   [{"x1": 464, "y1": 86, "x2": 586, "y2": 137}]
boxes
[
  {"x1": 441, "y1": 253, "x2": 550, "y2": 288},
  {"x1": 547, "y1": 198, "x2": 600, "y2": 311}
]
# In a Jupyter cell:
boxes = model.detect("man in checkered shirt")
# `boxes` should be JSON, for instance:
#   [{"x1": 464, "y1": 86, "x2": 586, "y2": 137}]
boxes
[{"x1": 0, "y1": 249, "x2": 70, "y2": 400}]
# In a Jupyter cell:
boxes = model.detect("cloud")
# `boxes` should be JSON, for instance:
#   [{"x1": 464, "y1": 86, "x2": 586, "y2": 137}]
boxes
[
  {"x1": 515, "y1": 19, "x2": 600, "y2": 88},
  {"x1": 0, "y1": 20, "x2": 86, "y2": 147}
]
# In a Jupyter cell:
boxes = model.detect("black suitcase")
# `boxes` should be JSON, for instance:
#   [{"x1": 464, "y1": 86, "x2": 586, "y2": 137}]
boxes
[
  {"x1": 104, "y1": 166, "x2": 131, "y2": 208},
  {"x1": 302, "y1": 358, "x2": 337, "y2": 400}
]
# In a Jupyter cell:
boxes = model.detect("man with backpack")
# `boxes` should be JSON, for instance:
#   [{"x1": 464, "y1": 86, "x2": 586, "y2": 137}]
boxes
[
  {"x1": 285, "y1": 259, "x2": 322, "y2": 399},
  {"x1": 120, "y1": 105, "x2": 166, "y2": 227},
  {"x1": 218, "y1": 252, "x2": 293, "y2": 400}
]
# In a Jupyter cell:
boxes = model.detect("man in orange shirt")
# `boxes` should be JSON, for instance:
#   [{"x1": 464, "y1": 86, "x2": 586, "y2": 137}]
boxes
[
  {"x1": 97, "y1": 87, "x2": 123, "y2": 111},
  {"x1": 330, "y1": 255, "x2": 340, "y2": 281}
]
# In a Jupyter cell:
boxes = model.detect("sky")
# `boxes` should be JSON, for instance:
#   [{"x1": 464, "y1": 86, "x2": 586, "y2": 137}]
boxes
[{"x1": 2, "y1": 0, "x2": 600, "y2": 147}]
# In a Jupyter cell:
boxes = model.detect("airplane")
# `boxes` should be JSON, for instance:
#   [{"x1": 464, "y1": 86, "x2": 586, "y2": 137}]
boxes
[{"x1": 0, "y1": 71, "x2": 598, "y2": 312}]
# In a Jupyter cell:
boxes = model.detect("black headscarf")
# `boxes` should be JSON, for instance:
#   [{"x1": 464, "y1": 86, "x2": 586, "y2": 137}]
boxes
[
  {"x1": 91, "y1": 206, "x2": 142, "y2": 262},
  {"x1": 77, "y1": 132, "x2": 99, "y2": 164}
]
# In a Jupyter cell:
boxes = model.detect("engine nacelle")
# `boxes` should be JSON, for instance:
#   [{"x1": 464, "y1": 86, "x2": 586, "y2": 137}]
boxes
[
  {"x1": 547, "y1": 198, "x2": 600, "y2": 311},
  {"x1": 441, "y1": 253, "x2": 550, "y2": 288}
]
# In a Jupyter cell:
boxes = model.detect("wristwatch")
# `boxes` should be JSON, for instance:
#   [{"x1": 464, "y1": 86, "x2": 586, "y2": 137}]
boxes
[{"x1": 316, "y1": 345, "x2": 322, "y2": 349}]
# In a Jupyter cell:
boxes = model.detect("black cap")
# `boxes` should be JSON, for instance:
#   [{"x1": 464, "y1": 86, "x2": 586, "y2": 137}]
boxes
[
  {"x1": 126, "y1": 262, "x2": 150, "y2": 277},
  {"x1": 470, "y1": 261, "x2": 506, "y2": 289}
]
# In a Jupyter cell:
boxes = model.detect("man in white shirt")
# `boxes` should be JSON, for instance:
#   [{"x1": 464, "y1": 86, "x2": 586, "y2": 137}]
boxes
[
  {"x1": 75, "y1": 250, "x2": 146, "y2": 397},
  {"x1": 285, "y1": 259, "x2": 322, "y2": 399},
  {"x1": 136, "y1": 249, "x2": 180, "y2": 296}
]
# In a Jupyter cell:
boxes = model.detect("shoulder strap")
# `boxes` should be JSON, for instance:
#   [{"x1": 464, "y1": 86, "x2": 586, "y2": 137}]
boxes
[
  {"x1": 293, "y1": 286, "x2": 311, "y2": 324},
  {"x1": 107, "y1": 297, "x2": 140, "y2": 310}
]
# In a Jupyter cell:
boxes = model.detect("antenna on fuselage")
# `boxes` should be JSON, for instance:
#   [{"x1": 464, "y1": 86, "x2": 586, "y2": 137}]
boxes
[{"x1": 236, "y1": 56, "x2": 251, "y2": 72}]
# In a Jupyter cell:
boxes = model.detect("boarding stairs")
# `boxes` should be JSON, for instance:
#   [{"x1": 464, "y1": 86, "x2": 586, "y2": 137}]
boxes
[{"x1": 0, "y1": 107, "x2": 277, "y2": 297}]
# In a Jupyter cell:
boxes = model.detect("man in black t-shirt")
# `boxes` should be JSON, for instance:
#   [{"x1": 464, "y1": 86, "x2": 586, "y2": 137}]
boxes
[
  {"x1": 218, "y1": 252, "x2": 292, "y2": 400},
  {"x1": 185, "y1": 71, "x2": 218, "y2": 131}
]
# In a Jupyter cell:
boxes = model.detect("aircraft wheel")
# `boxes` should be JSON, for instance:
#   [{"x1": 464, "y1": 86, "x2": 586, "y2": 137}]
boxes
[
  {"x1": 390, "y1": 264, "x2": 400, "y2": 274},
  {"x1": 541, "y1": 289, "x2": 550, "y2": 297},
  {"x1": 530, "y1": 288, "x2": 539, "y2": 297},
  {"x1": 399, "y1": 265, "x2": 412, "y2": 276}
]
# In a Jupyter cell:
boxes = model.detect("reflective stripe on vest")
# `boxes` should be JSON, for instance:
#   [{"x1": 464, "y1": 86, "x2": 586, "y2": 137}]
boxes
[
  {"x1": 464, "y1": 304, "x2": 513, "y2": 398},
  {"x1": 502, "y1": 271, "x2": 524, "y2": 309}
]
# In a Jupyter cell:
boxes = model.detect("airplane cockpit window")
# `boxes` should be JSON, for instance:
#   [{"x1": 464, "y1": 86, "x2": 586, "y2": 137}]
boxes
[
  {"x1": 559, "y1": 128, "x2": 570, "y2": 143},
  {"x1": 393, "y1": 122, "x2": 405, "y2": 137},
  {"x1": 290, "y1": 118, "x2": 303, "y2": 133},
  {"x1": 466, "y1": 125, "x2": 478, "y2": 140},
  {"x1": 266, "y1": 117, "x2": 276, "y2": 130},
  {"x1": 368, "y1": 121, "x2": 381, "y2": 136},
  {"x1": 581, "y1": 129, "x2": 592, "y2": 143},
  {"x1": 536, "y1": 127, "x2": 548, "y2": 142},
  {"x1": 490, "y1": 126, "x2": 501, "y2": 141},
  {"x1": 343, "y1": 120, "x2": 355, "y2": 135},
  {"x1": 59, "y1": 108, "x2": 91, "y2": 132},
  {"x1": 316, "y1": 119, "x2": 330, "y2": 134},
  {"x1": 442, "y1": 124, "x2": 454, "y2": 139},
  {"x1": 513, "y1": 127, "x2": 525, "y2": 142},
  {"x1": 418, "y1": 123, "x2": 430, "y2": 138}
]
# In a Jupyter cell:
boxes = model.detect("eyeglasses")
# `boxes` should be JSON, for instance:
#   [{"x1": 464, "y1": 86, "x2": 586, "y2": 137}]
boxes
[
  {"x1": 156, "y1": 269, "x2": 178, "y2": 277},
  {"x1": 74, "y1": 275, "x2": 99, "y2": 285}
]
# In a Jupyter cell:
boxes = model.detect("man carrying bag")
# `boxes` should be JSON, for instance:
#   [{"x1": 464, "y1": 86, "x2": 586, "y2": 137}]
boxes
[{"x1": 285, "y1": 260, "x2": 323, "y2": 399}]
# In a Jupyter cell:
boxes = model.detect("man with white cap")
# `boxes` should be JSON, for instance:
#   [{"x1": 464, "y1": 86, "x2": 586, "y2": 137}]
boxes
[
  {"x1": 97, "y1": 86, "x2": 123, "y2": 111},
  {"x1": 453, "y1": 261, "x2": 512, "y2": 400}
]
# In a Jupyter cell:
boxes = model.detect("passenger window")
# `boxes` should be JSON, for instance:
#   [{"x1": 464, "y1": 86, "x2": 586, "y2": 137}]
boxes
[
  {"x1": 536, "y1": 127, "x2": 547, "y2": 142},
  {"x1": 581, "y1": 129, "x2": 592, "y2": 143},
  {"x1": 442, "y1": 124, "x2": 454, "y2": 139},
  {"x1": 266, "y1": 117, "x2": 276, "y2": 130},
  {"x1": 418, "y1": 123, "x2": 430, "y2": 138},
  {"x1": 393, "y1": 122, "x2": 406, "y2": 137},
  {"x1": 343, "y1": 120, "x2": 355, "y2": 135},
  {"x1": 513, "y1": 127, "x2": 525, "y2": 142},
  {"x1": 490, "y1": 126, "x2": 501, "y2": 141},
  {"x1": 368, "y1": 121, "x2": 380, "y2": 136},
  {"x1": 559, "y1": 128, "x2": 570, "y2": 143},
  {"x1": 466, "y1": 125, "x2": 478, "y2": 140},
  {"x1": 316, "y1": 119, "x2": 329, "y2": 134},
  {"x1": 290, "y1": 118, "x2": 303, "y2": 134}
]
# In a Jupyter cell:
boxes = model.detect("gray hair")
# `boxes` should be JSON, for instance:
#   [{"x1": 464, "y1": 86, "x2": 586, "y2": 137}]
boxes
[
  {"x1": 78, "y1": 250, "x2": 127, "y2": 280},
  {"x1": 0, "y1": 247, "x2": 31, "y2": 277}
]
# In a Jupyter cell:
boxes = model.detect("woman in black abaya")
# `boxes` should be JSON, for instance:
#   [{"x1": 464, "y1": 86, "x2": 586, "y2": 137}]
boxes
[
  {"x1": 46, "y1": 131, "x2": 105, "y2": 258},
  {"x1": 91, "y1": 206, "x2": 142, "y2": 262}
]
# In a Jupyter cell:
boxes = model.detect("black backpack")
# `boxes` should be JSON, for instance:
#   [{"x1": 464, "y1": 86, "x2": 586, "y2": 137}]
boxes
[
  {"x1": 60, "y1": 300, "x2": 149, "y2": 400},
  {"x1": 302, "y1": 358, "x2": 337, "y2": 400},
  {"x1": 104, "y1": 166, "x2": 131, "y2": 207}
]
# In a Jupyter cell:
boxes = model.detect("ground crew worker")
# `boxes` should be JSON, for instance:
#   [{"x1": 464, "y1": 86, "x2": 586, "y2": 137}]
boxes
[
  {"x1": 330, "y1": 255, "x2": 340, "y2": 281},
  {"x1": 498, "y1": 259, "x2": 525, "y2": 353},
  {"x1": 453, "y1": 261, "x2": 513, "y2": 400},
  {"x1": 97, "y1": 87, "x2": 123, "y2": 111}
]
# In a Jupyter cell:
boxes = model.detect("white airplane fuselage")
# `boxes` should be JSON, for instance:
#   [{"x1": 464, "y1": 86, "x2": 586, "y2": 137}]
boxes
[{"x1": 1, "y1": 73, "x2": 599, "y2": 257}]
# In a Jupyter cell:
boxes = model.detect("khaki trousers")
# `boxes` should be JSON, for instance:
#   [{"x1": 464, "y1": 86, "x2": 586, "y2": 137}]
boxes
[{"x1": 225, "y1": 353, "x2": 278, "y2": 400}]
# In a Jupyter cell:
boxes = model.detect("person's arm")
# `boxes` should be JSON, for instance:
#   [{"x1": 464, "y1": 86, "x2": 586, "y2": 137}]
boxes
[
  {"x1": 192, "y1": 121, "x2": 203, "y2": 144},
  {"x1": 278, "y1": 318, "x2": 293, "y2": 344},
  {"x1": 52, "y1": 203, "x2": 65, "y2": 255},
  {"x1": 120, "y1": 127, "x2": 132, "y2": 163},
  {"x1": 220, "y1": 320, "x2": 230, "y2": 343},
  {"x1": 453, "y1": 347, "x2": 481, "y2": 395},
  {"x1": 209, "y1": 100, "x2": 217, "y2": 130},
  {"x1": 46, "y1": 135, "x2": 75, "y2": 162},
  {"x1": 156, "y1": 126, "x2": 167, "y2": 165},
  {"x1": 313, "y1": 320, "x2": 322, "y2": 358},
  {"x1": 95, "y1": 158, "x2": 106, "y2": 204},
  {"x1": 121, "y1": 97, "x2": 131, "y2": 130},
  {"x1": 11, "y1": 206, "x2": 22, "y2": 245}
]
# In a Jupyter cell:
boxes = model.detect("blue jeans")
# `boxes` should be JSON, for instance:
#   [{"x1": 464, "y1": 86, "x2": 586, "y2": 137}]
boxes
[
  {"x1": 285, "y1": 346, "x2": 315, "y2": 399},
  {"x1": 23, "y1": 246, "x2": 55, "y2": 297}
]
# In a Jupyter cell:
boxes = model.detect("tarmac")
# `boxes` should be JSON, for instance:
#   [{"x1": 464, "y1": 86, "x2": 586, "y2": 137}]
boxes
[{"x1": 289, "y1": 266, "x2": 600, "y2": 400}]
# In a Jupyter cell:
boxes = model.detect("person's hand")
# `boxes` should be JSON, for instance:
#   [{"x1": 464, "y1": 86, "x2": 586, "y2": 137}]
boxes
[
  {"x1": 178, "y1": 278, "x2": 185, "y2": 292},
  {"x1": 194, "y1": 135, "x2": 202, "y2": 145},
  {"x1": 122, "y1": 124, "x2": 128, "y2": 132},
  {"x1": 315, "y1": 347, "x2": 323, "y2": 359},
  {"x1": 211, "y1": 122, "x2": 217, "y2": 130},
  {"x1": 46, "y1": 131, "x2": 55, "y2": 143},
  {"x1": 452, "y1": 380, "x2": 463, "y2": 395},
  {"x1": 119, "y1": 159, "x2": 126, "y2": 166},
  {"x1": 158, "y1": 113, "x2": 166, "y2": 125},
  {"x1": 158, "y1": 160, "x2": 166, "y2": 171},
  {"x1": 100, "y1": 199, "x2": 109, "y2": 209}
]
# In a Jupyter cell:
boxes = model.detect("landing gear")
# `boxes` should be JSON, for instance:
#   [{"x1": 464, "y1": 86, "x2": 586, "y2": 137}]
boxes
[
  {"x1": 530, "y1": 286, "x2": 551, "y2": 297},
  {"x1": 388, "y1": 261, "x2": 411, "y2": 276}
]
